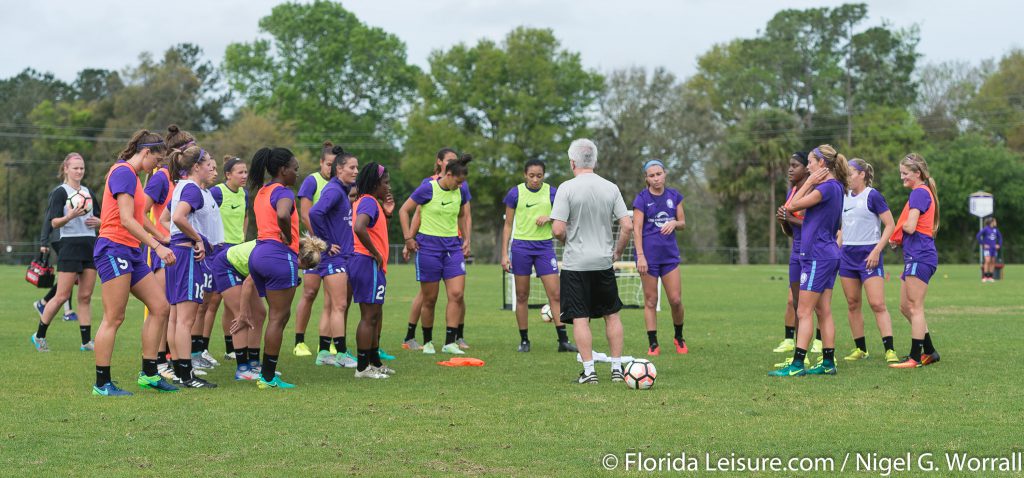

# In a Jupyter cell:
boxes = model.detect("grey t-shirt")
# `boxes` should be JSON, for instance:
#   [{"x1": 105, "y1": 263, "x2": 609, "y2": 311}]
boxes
[{"x1": 550, "y1": 172, "x2": 629, "y2": 271}]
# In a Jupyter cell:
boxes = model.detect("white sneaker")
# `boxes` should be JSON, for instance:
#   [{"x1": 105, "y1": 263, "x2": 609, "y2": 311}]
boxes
[
  {"x1": 441, "y1": 343, "x2": 466, "y2": 355},
  {"x1": 372, "y1": 365, "x2": 396, "y2": 376},
  {"x1": 224, "y1": 351, "x2": 237, "y2": 361},
  {"x1": 335, "y1": 353, "x2": 357, "y2": 369},
  {"x1": 354, "y1": 367, "x2": 389, "y2": 379},
  {"x1": 193, "y1": 368, "x2": 208, "y2": 376},
  {"x1": 422, "y1": 342, "x2": 436, "y2": 354},
  {"x1": 157, "y1": 363, "x2": 175, "y2": 381},
  {"x1": 315, "y1": 350, "x2": 338, "y2": 366},
  {"x1": 201, "y1": 350, "x2": 220, "y2": 367}
]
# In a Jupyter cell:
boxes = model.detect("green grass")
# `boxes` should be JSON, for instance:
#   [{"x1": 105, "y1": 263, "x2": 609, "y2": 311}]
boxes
[{"x1": 1, "y1": 264, "x2": 1022, "y2": 476}]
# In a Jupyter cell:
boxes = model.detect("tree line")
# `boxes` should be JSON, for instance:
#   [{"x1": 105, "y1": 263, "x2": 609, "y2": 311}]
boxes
[{"x1": 1, "y1": 1, "x2": 1021, "y2": 263}]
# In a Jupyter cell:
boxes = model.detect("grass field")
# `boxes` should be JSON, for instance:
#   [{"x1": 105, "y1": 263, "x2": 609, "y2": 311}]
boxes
[{"x1": 1, "y1": 263, "x2": 1021, "y2": 476}]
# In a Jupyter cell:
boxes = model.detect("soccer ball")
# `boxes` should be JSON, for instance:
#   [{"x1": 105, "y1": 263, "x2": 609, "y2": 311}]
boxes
[
  {"x1": 67, "y1": 190, "x2": 93, "y2": 213},
  {"x1": 624, "y1": 359, "x2": 657, "y2": 390},
  {"x1": 540, "y1": 304, "x2": 553, "y2": 322}
]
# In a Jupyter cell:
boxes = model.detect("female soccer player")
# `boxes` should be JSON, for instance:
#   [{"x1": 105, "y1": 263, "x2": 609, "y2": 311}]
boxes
[
  {"x1": 293, "y1": 142, "x2": 341, "y2": 357},
  {"x1": 351, "y1": 163, "x2": 395, "y2": 378},
  {"x1": 500, "y1": 159, "x2": 576, "y2": 353},
  {"x1": 203, "y1": 156, "x2": 248, "y2": 361},
  {"x1": 976, "y1": 217, "x2": 1002, "y2": 282},
  {"x1": 249, "y1": 147, "x2": 326, "y2": 388},
  {"x1": 209, "y1": 240, "x2": 262, "y2": 380},
  {"x1": 31, "y1": 153, "x2": 98, "y2": 352},
  {"x1": 91, "y1": 130, "x2": 177, "y2": 396},
  {"x1": 399, "y1": 154, "x2": 472, "y2": 355},
  {"x1": 770, "y1": 145, "x2": 848, "y2": 377},
  {"x1": 773, "y1": 152, "x2": 808, "y2": 354},
  {"x1": 165, "y1": 145, "x2": 221, "y2": 388},
  {"x1": 309, "y1": 151, "x2": 359, "y2": 367},
  {"x1": 889, "y1": 153, "x2": 941, "y2": 369},
  {"x1": 632, "y1": 160, "x2": 687, "y2": 356},
  {"x1": 401, "y1": 147, "x2": 464, "y2": 351},
  {"x1": 839, "y1": 158, "x2": 898, "y2": 363}
]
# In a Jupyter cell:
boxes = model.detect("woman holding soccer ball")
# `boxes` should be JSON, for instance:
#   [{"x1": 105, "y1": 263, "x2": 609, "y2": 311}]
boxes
[
  {"x1": 770, "y1": 145, "x2": 848, "y2": 377},
  {"x1": 500, "y1": 159, "x2": 576, "y2": 353},
  {"x1": 889, "y1": 153, "x2": 941, "y2": 369},
  {"x1": 31, "y1": 153, "x2": 99, "y2": 353},
  {"x1": 632, "y1": 160, "x2": 687, "y2": 356}
]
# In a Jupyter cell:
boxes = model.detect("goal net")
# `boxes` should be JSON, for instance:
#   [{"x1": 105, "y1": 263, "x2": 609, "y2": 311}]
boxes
[{"x1": 502, "y1": 211, "x2": 660, "y2": 311}]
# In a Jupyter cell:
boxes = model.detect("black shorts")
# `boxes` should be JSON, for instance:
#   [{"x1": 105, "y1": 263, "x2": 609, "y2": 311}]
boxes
[
  {"x1": 560, "y1": 268, "x2": 623, "y2": 321},
  {"x1": 55, "y1": 237, "x2": 96, "y2": 273},
  {"x1": 57, "y1": 258, "x2": 96, "y2": 273}
]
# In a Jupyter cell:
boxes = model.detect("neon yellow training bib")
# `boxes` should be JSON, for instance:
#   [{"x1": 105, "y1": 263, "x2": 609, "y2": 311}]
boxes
[
  {"x1": 419, "y1": 180, "x2": 462, "y2": 238},
  {"x1": 512, "y1": 183, "x2": 552, "y2": 241}
]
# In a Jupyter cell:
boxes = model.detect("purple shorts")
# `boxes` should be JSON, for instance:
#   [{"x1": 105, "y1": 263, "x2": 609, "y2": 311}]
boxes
[
  {"x1": 348, "y1": 254, "x2": 386, "y2": 304},
  {"x1": 901, "y1": 261, "x2": 937, "y2": 284},
  {"x1": 165, "y1": 245, "x2": 203, "y2": 305},
  {"x1": 415, "y1": 247, "x2": 465, "y2": 282},
  {"x1": 146, "y1": 245, "x2": 166, "y2": 271},
  {"x1": 788, "y1": 255, "x2": 801, "y2": 284},
  {"x1": 94, "y1": 237, "x2": 151, "y2": 286},
  {"x1": 799, "y1": 259, "x2": 839, "y2": 293},
  {"x1": 510, "y1": 240, "x2": 558, "y2": 277},
  {"x1": 249, "y1": 240, "x2": 300, "y2": 297},
  {"x1": 210, "y1": 250, "x2": 245, "y2": 293},
  {"x1": 982, "y1": 245, "x2": 994, "y2": 258},
  {"x1": 318, "y1": 253, "x2": 349, "y2": 278},
  {"x1": 839, "y1": 245, "x2": 885, "y2": 282},
  {"x1": 644, "y1": 261, "x2": 679, "y2": 278}
]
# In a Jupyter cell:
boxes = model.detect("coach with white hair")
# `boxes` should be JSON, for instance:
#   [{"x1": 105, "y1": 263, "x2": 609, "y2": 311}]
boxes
[{"x1": 550, "y1": 138, "x2": 633, "y2": 384}]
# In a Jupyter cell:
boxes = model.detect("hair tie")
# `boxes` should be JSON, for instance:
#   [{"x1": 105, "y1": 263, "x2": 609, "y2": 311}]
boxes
[
  {"x1": 848, "y1": 160, "x2": 863, "y2": 172},
  {"x1": 181, "y1": 140, "x2": 196, "y2": 149},
  {"x1": 642, "y1": 159, "x2": 665, "y2": 173},
  {"x1": 179, "y1": 169, "x2": 188, "y2": 178}
]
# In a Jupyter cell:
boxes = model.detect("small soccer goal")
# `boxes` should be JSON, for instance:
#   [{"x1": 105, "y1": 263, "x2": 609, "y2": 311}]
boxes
[{"x1": 501, "y1": 212, "x2": 660, "y2": 311}]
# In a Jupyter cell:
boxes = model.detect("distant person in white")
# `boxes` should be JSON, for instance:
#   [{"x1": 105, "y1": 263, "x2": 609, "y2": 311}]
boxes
[{"x1": 550, "y1": 139, "x2": 633, "y2": 384}]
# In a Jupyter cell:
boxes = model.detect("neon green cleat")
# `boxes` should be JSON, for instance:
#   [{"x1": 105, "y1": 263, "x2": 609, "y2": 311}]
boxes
[
  {"x1": 811, "y1": 339, "x2": 822, "y2": 353},
  {"x1": 422, "y1": 342, "x2": 436, "y2": 355},
  {"x1": 884, "y1": 349, "x2": 900, "y2": 363},
  {"x1": 293, "y1": 342, "x2": 312, "y2": 357},
  {"x1": 768, "y1": 363, "x2": 806, "y2": 377},
  {"x1": 772, "y1": 338, "x2": 795, "y2": 353},
  {"x1": 807, "y1": 360, "x2": 837, "y2": 375},
  {"x1": 257, "y1": 376, "x2": 296, "y2": 389},
  {"x1": 844, "y1": 348, "x2": 869, "y2": 361},
  {"x1": 329, "y1": 343, "x2": 337, "y2": 355},
  {"x1": 774, "y1": 357, "x2": 794, "y2": 368},
  {"x1": 441, "y1": 343, "x2": 466, "y2": 355}
]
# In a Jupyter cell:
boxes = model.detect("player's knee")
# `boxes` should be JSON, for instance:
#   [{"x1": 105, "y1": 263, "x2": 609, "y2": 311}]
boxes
[
  {"x1": 301, "y1": 288, "x2": 318, "y2": 301},
  {"x1": 449, "y1": 290, "x2": 465, "y2": 304},
  {"x1": 643, "y1": 296, "x2": 658, "y2": 309},
  {"x1": 667, "y1": 295, "x2": 683, "y2": 309},
  {"x1": 77, "y1": 290, "x2": 92, "y2": 305},
  {"x1": 868, "y1": 300, "x2": 887, "y2": 314},
  {"x1": 846, "y1": 296, "x2": 862, "y2": 312}
]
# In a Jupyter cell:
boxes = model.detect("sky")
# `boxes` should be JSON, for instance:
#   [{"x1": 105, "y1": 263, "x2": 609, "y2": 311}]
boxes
[{"x1": 1, "y1": 0, "x2": 1020, "y2": 83}]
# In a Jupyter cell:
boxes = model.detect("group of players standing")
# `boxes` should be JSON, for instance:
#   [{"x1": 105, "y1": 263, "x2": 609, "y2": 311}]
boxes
[
  {"x1": 29, "y1": 125, "x2": 949, "y2": 393},
  {"x1": 769, "y1": 146, "x2": 942, "y2": 377}
]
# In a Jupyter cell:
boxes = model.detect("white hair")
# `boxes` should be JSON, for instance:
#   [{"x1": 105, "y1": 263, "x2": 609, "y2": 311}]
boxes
[{"x1": 567, "y1": 138, "x2": 598, "y2": 169}]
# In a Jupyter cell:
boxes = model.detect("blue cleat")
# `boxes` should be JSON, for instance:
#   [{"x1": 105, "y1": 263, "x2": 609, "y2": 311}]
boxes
[
  {"x1": 378, "y1": 348, "x2": 396, "y2": 361},
  {"x1": 93, "y1": 382, "x2": 133, "y2": 397},
  {"x1": 32, "y1": 300, "x2": 45, "y2": 317},
  {"x1": 768, "y1": 363, "x2": 806, "y2": 377},
  {"x1": 807, "y1": 360, "x2": 837, "y2": 375}
]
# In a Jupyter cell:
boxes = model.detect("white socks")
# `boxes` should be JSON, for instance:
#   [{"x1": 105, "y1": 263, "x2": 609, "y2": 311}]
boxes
[{"x1": 583, "y1": 360, "x2": 595, "y2": 375}]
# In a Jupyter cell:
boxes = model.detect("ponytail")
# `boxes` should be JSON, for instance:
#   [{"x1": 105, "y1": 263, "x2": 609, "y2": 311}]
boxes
[
  {"x1": 246, "y1": 147, "x2": 295, "y2": 195},
  {"x1": 118, "y1": 130, "x2": 166, "y2": 161},
  {"x1": 167, "y1": 146, "x2": 207, "y2": 181}
]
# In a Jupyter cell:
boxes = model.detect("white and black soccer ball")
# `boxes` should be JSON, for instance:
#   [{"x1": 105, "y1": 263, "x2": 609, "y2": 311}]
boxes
[
  {"x1": 540, "y1": 304, "x2": 553, "y2": 322},
  {"x1": 624, "y1": 359, "x2": 657, "y2": 390},
  {"x1": 67, "y1": 190, "x2": 93, "y2": 213}
]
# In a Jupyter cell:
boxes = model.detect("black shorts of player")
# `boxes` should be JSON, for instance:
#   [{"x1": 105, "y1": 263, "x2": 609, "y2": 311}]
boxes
[
  {"x1": 55, "y1": 238, "x2": 96, "y2": 273},
  {"x1": 559, "y1": 268, "x2": 623, "y2": 321}
]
